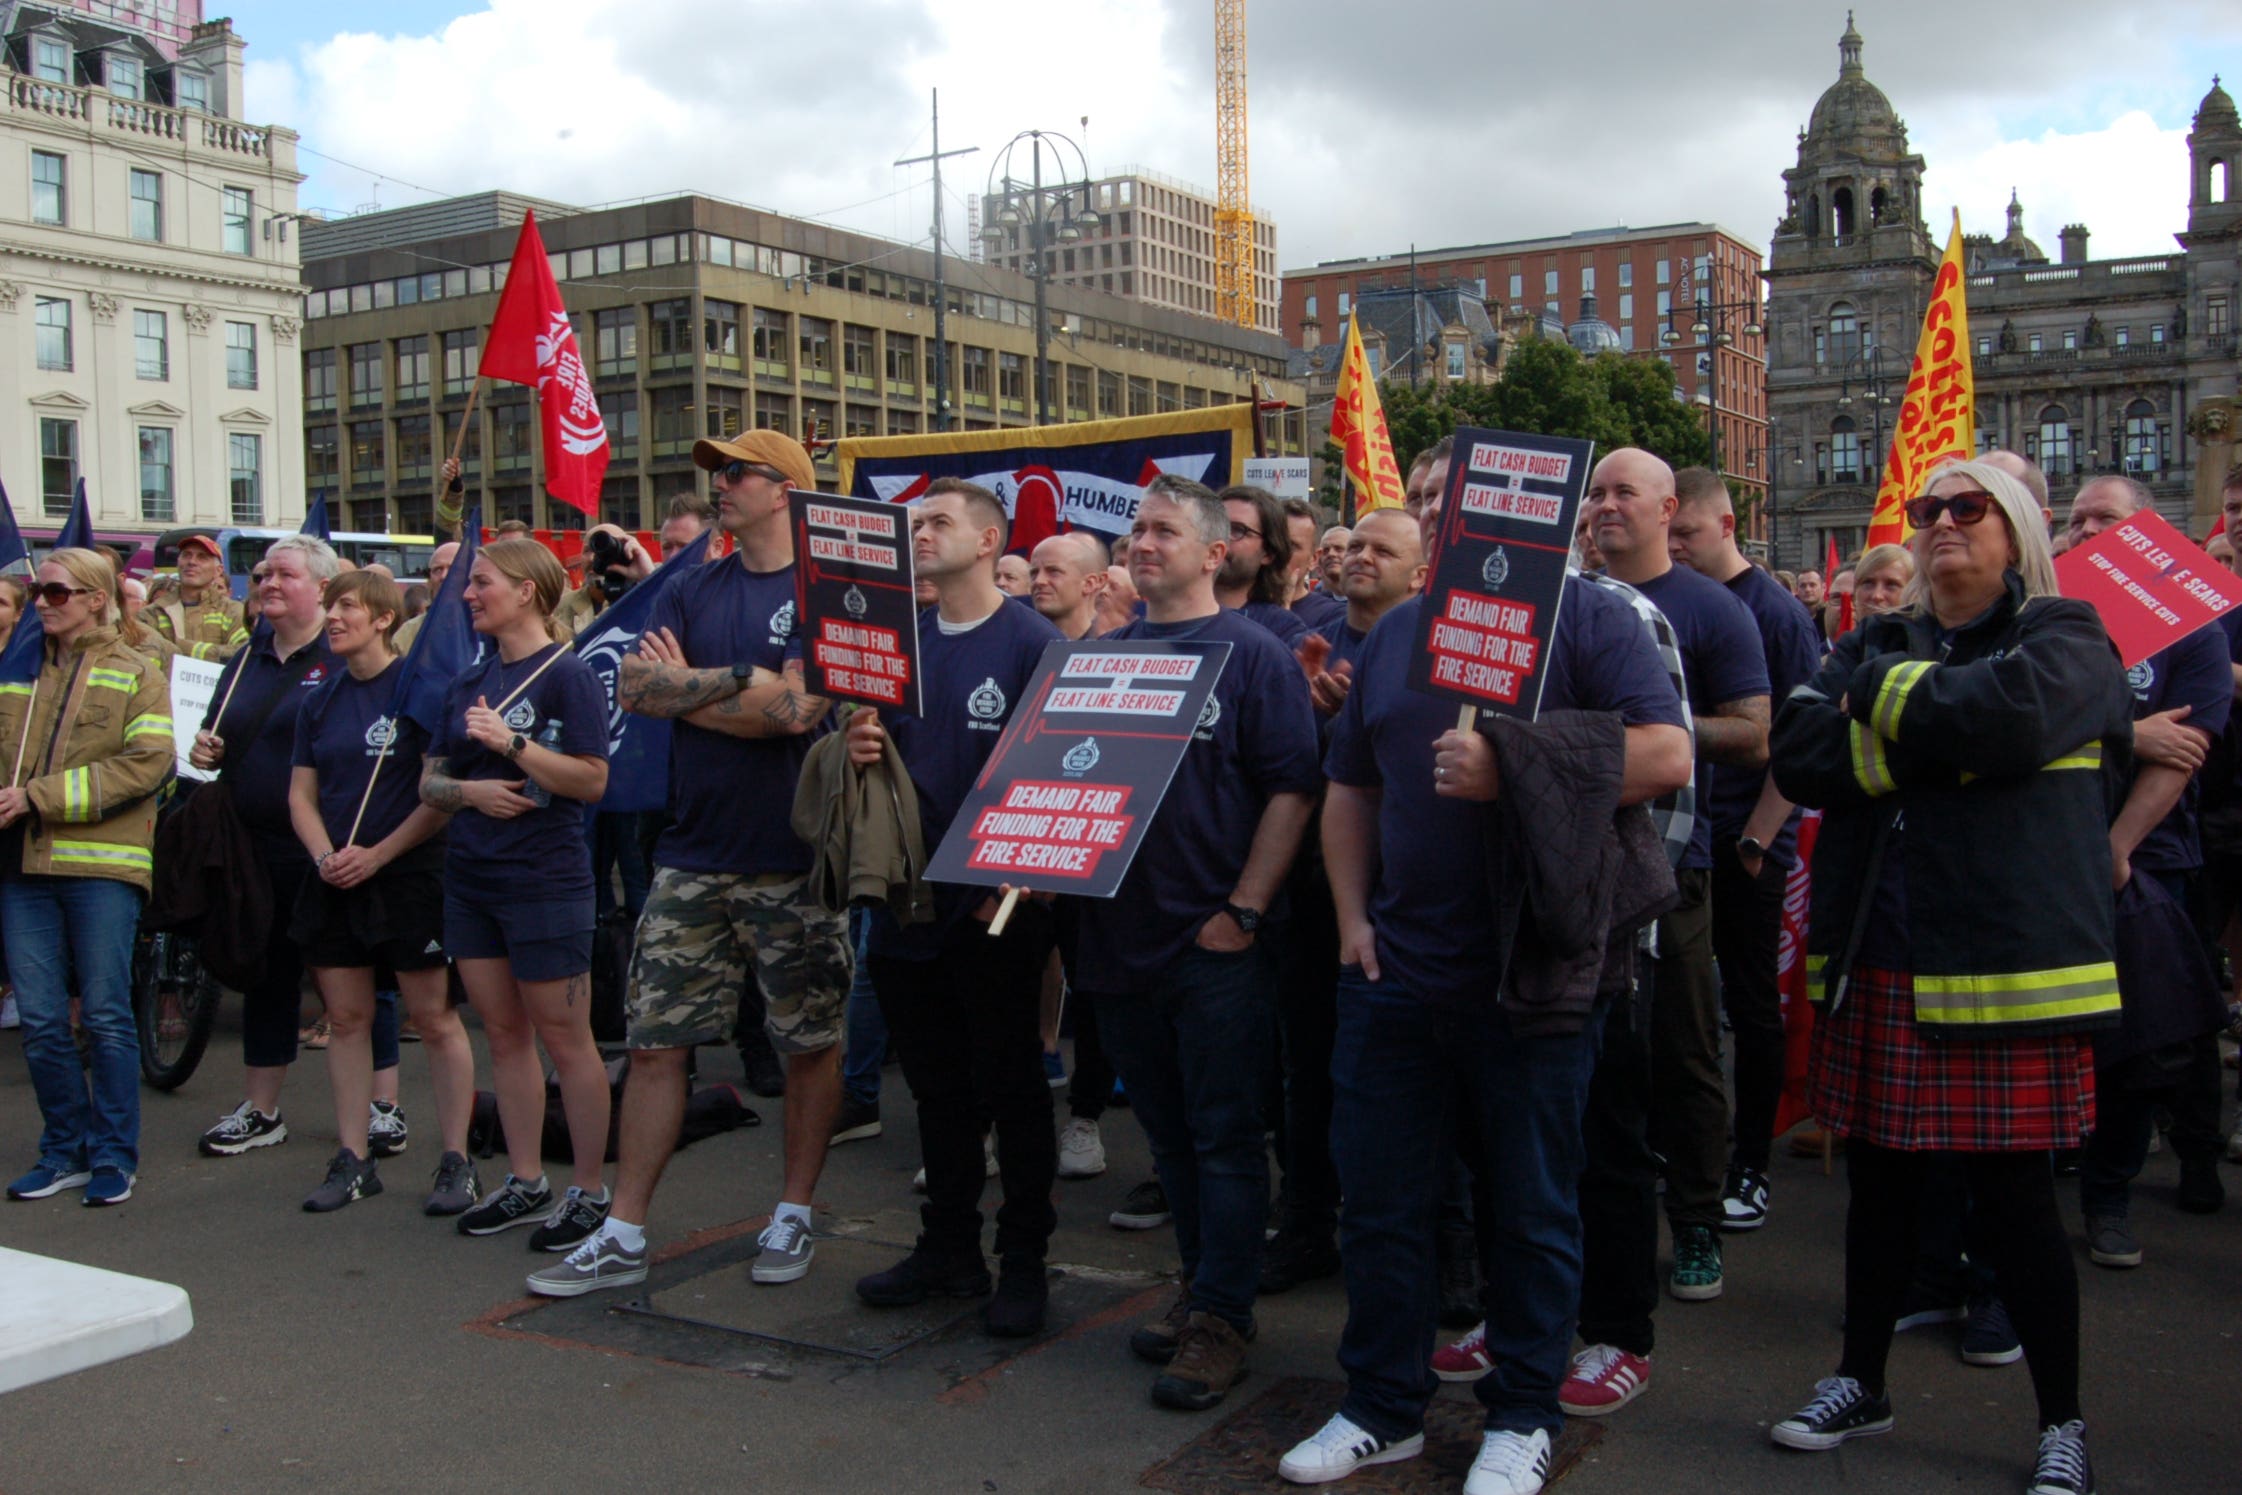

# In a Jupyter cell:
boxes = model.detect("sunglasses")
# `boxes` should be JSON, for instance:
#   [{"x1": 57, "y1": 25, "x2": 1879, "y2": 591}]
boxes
[
  {"x1": 1904, "y1": 490, "x2": 1998, "y2": 529},
  {"x1": 717, "y1": 460, "x2": 787, "y2": 486},
  {"x1": 32, "y1": 583, "x2": 94, "y2": 607},
  {"x1": 1228, "y1": 521, "x2": 1263, "y2": 542}
]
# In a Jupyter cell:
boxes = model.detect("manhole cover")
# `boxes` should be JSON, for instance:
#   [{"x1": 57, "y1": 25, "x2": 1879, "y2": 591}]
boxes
[{"x1": 1140, "y1": 1377, "x2": 1603, "y2": 1491}]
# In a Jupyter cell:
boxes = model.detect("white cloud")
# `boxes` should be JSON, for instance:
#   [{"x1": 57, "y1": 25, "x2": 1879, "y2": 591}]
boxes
[{"x1": 1921, "y1": 112, "x2": 2192, "y2": 259}]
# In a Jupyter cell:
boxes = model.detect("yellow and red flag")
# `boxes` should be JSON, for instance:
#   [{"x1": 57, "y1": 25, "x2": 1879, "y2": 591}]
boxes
[
  {"x1": 1864, "y1": 210, "x2": 1975, "y2": 549},
  {"x1": 1330, "y1": 313, "x2": 1407, "y2": 516}
]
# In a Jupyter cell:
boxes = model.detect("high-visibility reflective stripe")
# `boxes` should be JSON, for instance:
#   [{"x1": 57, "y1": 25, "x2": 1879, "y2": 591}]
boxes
[
  {"x1": 86, "y1": 668, "x2": 138, "y2": 693},
  {"x1": 1912, "y1": 962, "x2": 2121, "y2": 1026},
  {"x1": 61, "y1": 766, "x2": 90, "y2": 821},
  {"x1": 1960, "y1": 742, "x2": 2103, "y2": 785},
  {"x1": 125, "y1": 713, "x2": 172, "y2": 739},
  {"x1": 49, "y1": 840, "x2": 151, "y2": 871},
  {"x1": 1872, "y1": 659, "x2": 1934, "y2": 740},
  {"x1": 0, "y1": 683, "x2": 32, "y2": 699},
  {"x1": 1850, "y1": 721, "x2": 1896, "y2": 796}
]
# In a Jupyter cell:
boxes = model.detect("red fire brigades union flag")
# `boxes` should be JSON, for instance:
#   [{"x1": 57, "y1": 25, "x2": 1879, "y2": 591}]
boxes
[{"x1": 479, "y1": 211, "x2": 607, "y2": 516}]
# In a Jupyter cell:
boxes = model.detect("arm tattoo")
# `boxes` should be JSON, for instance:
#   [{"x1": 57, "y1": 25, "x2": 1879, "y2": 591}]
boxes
[
  {"x1": 760, "y1": 688, "x2": 820, "y2": 731},
  {"x1": 420, "y1": 755, "x2": 467, "y2": 814},
  {"x1": 619, "y1": 654, "x2": 744, "y2": 718}
]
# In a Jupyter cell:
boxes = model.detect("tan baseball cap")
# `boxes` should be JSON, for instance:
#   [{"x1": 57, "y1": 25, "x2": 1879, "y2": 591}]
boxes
[{"x1": 692, "y1": 429, "x2": 815, "y2": 493}]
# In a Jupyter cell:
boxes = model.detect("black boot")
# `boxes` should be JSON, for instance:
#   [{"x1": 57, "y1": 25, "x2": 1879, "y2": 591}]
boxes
[
  {"x1": 855, "y1": 1238, "x2": 991, "y2": 1307},
  {"x1": 984, "y1": 1251, "x2": 1049, "y2": 1337},
  {"x1": 1258, "y1": 1219, "x2": 1341, "y2": 1294}
]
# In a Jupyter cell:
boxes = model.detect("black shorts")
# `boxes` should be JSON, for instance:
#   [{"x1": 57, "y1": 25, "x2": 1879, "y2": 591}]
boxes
[{"x1": 291, "y1": 844, "x2": 449, "y2": 975}]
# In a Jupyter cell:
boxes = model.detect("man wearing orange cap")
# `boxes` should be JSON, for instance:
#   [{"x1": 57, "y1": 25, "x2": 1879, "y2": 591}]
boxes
[
  {"x1": 150, "y1": 532, "x2": 248, "y2": 661},
  {"x1": 529, "y1": 428, "x2": 849, "y2": 1299}
]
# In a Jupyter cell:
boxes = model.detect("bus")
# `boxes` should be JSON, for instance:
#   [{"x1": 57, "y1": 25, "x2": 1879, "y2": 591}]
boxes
[{"x1": 152, "y1": 528, "x2": 438, "y2": 598}]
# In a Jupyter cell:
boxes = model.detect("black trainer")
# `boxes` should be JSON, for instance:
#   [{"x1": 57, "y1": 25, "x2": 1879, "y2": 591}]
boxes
[
  {"x1": 855, "y1": 1240, "x2": 992, "y2": 1307},
  {"x1": 1257, "y1": 1224, "x2": 1341, "y2": 1294},
  {"x1": 984, "y1": 1251, "x2": 1049, "y2": 1338},
  {"x1": 1771, "y1": 1375, "x2": 1895, "y2": 1451},
  {"x1": 1109, "y1": 1178, "x2": 1171, "y2": 1230},
  {"x1": 456, "y1": 1175, "x2": 553, "y2": 1236},
  {"x1": 200, "y1": 1100, "x2": 286, "y2": 1157},
  {"x1": 424, "y1": 1151, "x2": 480, "y2": 1217},
  {"x1": 303, "y1": 1148, "x2": 382, "y2": 1213},
  {"x1": 2028, "y1": 1419, "x2": 2094, "y2": 1495},
  {"x1": 528, "y1": 1185, "x2": 610, "y2": 1252}
]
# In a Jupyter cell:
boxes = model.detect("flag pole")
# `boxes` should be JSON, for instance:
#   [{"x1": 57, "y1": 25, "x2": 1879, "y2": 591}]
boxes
[
  {"x1": 988, "y1": 885, "x2": 1022, "y2": 937},
  {"x1": 9, "y1": 671, "x2": 41, "y2": 788},
  {"x1": 343, "y1": 742, "x2": 390, "y2": 848},
  {"x1": 447, "y1": 378, "x2": 485, "y2": 467}
]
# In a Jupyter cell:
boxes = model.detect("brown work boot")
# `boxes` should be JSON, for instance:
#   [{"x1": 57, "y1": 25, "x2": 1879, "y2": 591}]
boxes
[
  {"x1": 1152, "y1": 1312, "x2": 1249, "y2": 1411},
  {"x1": 1130, "y1": 1278, "x2": 1194, "y2": 1364}
]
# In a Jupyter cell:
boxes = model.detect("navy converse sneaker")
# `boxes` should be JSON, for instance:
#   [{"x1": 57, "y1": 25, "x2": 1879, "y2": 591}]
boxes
[{"x1": 1772, "y1": 1375, "x2": 1895, "y2": 1451}]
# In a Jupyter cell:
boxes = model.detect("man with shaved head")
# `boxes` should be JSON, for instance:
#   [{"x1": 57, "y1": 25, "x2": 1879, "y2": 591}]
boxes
[
  {"x1": 1028, "y1": 531, "x2": 1109, "y2": 642},
  {"x1": 1316, "y1": 525, "x2": 1351, "y2": 590},
  {"x1": 1668, "y1": 468, "x2": 1821, "y2": 1239},
  {"x1": 1566, "y1": 448, "x2": 1769, "y2": 1412}
]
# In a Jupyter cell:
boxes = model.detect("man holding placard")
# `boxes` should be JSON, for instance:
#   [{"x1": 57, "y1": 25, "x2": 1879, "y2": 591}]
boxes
[
  {"x1": 844, "y1": 479, "x2": 1063, "y2": 1337},
  {"x1": 1079, "y1": 474, "x2": 1320, "y2": 1412},
  {"x1": 530, "y1": 430, "x2": 840, "y2": 1300}
]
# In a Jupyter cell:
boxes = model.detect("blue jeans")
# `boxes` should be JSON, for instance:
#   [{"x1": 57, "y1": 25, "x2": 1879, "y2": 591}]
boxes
[
  {"x1": 1330, "y1": 969, "x2": 1602, "y2": 1442},
  {"x1": 4, "y1": 875, "x2": 144, "y2": 1175},
  {"x1": 1093, "y1": 942, "x2": 1277, "y2": 1330},
  {"x1": 841, "y1": 908, "x2": 886, "y2": 1107}
]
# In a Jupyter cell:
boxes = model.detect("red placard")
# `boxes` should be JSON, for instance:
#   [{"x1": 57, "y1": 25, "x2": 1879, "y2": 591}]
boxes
[{"x1": 2053, "y1": 510, "x2": 2238, "y2": 669}]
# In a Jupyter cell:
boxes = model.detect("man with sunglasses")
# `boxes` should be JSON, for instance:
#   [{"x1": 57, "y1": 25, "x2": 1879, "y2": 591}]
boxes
[{"x1": 531, "y1": 430, "x2": 846, "y2": 1299}]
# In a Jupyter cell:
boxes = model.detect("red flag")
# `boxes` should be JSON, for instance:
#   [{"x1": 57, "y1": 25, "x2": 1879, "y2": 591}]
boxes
[
  {"x1": 1823, "y1": 530, "x2": 1839, "y2": 584},
  {"x1": 1773, "y1": 810, "x2": 1821, "y2": 1136},
  {"x1": 479, "y1": 211, "x2": 607, "y2": 517}
]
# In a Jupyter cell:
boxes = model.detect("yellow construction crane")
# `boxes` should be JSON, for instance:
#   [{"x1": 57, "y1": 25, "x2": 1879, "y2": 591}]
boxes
[{"x1": 1213, "y1": 0, "x2": 1256, "y2": 329}]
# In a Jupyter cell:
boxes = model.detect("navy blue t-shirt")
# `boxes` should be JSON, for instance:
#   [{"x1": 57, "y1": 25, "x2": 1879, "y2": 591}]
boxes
[
  {"x1": 432, "y1": 643, "x2": 610, "y2": 901},
  {"x1": 1313, "y1": 613, "x2": 1376, "y2": 727},
  {"x1": 1239, "y1": 599, "x2": 1311, "y2": 651},
  {"x1": 871, "y1": 599, "x2": 1062, "y2": 961},
  {"x1": 643, "y1": 559, "x2": 811, "y2": 876},
  {"x1": 1324, "y1": 583, "x2": 1687, "y2": 998},
  {"x1": 2122, "y1": 625, "x2": 2233, "y2": 872},
  {"x1": 206, "y1": 630, "x2": 338, "y2": 840},
  {"x1": 1293, "y1": 589, "x2": 1348, "y2": 633},
  {"x1": 291, "y1": 658, "x2": 437, "y2": 850},
  {"x1": 1630, "y1": 563, "x2": 1770, "y2": 869},
  {"x1": 1071, "y1": 608, "x2": 1322, "y2": 989},
  {"x1": 1708, "y1": 564, "x2": 1822, "y2": 865}
]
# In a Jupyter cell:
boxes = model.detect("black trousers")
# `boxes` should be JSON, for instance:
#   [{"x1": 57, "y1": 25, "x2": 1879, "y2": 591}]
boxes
[
  {"x1": 1839, "y1": 1142, "x2": 2081, "y2": 1429},
  {"x1": 1275, "y1": 860, "x2": 1342, "y2": 1236},
  {"x1": 870, "y1": 904, "x2": 1058, "y2": 1260},
  {"x1": 1065, "y1": 983, "x2": 1115, "y2": 1121},
  {"x1": 1711, "y1": 840, "x2": 1787, "y2": 1172},
  {"x1": 1576, "y1": 969, "x2": 1660, "y2": 1355},
  {"x1": 241, "y1": 835, "x2": 312, "y2": 1070}
]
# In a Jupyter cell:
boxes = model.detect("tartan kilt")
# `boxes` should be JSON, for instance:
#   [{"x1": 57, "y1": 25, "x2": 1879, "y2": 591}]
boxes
[{"x1": 1808, "y1": 965, "x2": 2096, "y2": 1152}]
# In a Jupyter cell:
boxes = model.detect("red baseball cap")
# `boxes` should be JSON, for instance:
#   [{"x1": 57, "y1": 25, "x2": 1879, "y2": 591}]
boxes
[{"x1": 177, "y1": 534, "x2": 221, "y2": 558}]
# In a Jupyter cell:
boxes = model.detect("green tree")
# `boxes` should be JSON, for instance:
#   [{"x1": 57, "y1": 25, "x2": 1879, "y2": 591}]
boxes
[{"x1": 1377, "y1": 339, "x2": 1712, "y2": 475}]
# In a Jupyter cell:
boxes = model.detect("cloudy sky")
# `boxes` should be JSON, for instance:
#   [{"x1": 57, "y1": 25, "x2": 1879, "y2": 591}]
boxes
[{"x1": 223, "y1": 0, "x2": 2240, "y2": 274}]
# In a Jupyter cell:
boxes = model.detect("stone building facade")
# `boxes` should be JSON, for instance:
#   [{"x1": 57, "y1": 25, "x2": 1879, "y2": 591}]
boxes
[{"x1": 1765, "y1": 19, "x2": 2242, "y2": 569}]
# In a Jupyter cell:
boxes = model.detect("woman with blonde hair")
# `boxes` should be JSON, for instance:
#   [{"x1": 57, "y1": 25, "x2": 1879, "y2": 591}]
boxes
[
  {"x1": 1767, "y1": 460, "x2": 2129, "y2": 1492},
  {"x1": 0, "y1": 548, "x2": 173, "y2": 1205},
  {"x1": 421, "y1": 539, "x2": 614, "y2": 1251},
  {"x1": 1850, "y1": 543, "x2": 1915, "y2": 619}
]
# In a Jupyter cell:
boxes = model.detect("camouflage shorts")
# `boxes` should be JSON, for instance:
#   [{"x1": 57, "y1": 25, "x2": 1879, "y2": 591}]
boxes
[{"x1": 626, "y1": 867, "x2": 851, "y2": 1055}]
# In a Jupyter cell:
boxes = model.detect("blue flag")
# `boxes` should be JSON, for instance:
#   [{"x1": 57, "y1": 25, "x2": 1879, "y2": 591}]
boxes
[
  {"x1": 386, "y1": 509, "x2": 481, "y2": 736},
  {"x1": 55, "y1": 478, "x2": 92, "y2": 552},
  {"x1": 301, "y1": 492, "x2": 333, "y2": 542},
  {"x1": 572, "y1": 525, "x2": 715, "y2": 813},
  {"x1": 0, "y1": 480, "x2": 41, "y2": 684}
]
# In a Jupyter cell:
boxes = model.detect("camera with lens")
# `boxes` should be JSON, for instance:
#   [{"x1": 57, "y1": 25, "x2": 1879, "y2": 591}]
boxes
[{"x1": 589, "y1": 529, "x2": 635, "y2": 604}]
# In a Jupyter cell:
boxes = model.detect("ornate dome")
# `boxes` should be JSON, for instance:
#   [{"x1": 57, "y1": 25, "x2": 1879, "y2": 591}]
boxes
[
  {"x1": 2198, "y1": 75, "x2": 2238, "y2": 132},
  {"x1": 1566, "y1": 294, "x2": 1621, "y2": 355},
  {"x1": 1806, "y1": 13, "x2": 1905, "y2": 149},
  {"x1": 1994, "y1": 189, "x2": 2046, "y2": 265}
]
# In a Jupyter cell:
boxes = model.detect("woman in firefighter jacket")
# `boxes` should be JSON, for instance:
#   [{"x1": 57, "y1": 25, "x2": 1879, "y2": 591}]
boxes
[
  {"x1": 0, "y1": 548, "x2": 173, "y2": 1208},
  {"x1": 1763, "y1": 460, "x2": 2131, "y2": 1495}
]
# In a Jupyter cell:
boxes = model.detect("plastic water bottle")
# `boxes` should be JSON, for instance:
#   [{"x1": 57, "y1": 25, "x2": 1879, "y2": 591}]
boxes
[{"x1": 522, "y1": 720, "x2": 564, "y2": 807}]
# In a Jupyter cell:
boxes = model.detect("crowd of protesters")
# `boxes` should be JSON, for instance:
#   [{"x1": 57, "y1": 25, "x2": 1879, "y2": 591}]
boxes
[{"x1": 8, "y1": 421, "x2": 2241, "y2": 1495}]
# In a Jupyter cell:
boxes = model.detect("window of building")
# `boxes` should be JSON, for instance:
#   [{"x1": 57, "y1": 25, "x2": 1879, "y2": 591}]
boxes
[
  {"x1": 129, "y1": 169, "x2": 162, "y2": 241},
  {"x1": 1619, "y1": 293, "x2": 1633, "y2": 322},
  {"x1": 704, "y1": 300, "x2": 742, "y2": 369},
  {"x1": 108, "y1": 56, "x2": 142, "y2": 100},
  {"x1": 594, "y1": 308, "x2": 637, "y2": 377},
  {"x1": 1543, "y1": 268, "x2": 1559, "y2": 297},
  {"x1": 1657, "y1": 290, "x2": 1672, "y2": 319},
  {"x1": 304, "y1": 347, "x2": 336, "y2": 411},
  {"x1": 1337, "y1": 292, "x2": 1351, "y2": 318},
  {"x1": 1581, "y1": 265, "x2": 1595, "y2": 294},
  {"x1": 1303, "y1": 293, "x2": 1318, "y2": 322},
  {"x1": 1445, "y1": 342, "x2": 1466, "y2": 380},
  {"x1": 1976, "y1": 335, "x2": 1991, "y2": 356},
  {"x1": 2212, "y1": 296, "x2": 2232, "y2": 337},
  {"x1": 394, "y1": 414, "x2": 432, "y2": 479},
  {"x1": 1827, "y1": 301, "x2": 1859, "y2": 364},
  {"x1": 1620, "y1": 325, "x2": 1636, "y2": 351},
  {"x1": 842, "y1": 324, "x2": 876, "y2": 386},
  {"x1": 648, "y1": 386, "x2": 693, "y2": 454},
  {"x1": 40, "y1": 417, "x2": 75, "y2": 515},
  {"x1": 752, "y1": 307, "x2": 789, "y2": 377},
  {"x1": 2028, "y1": 332, "x2": 2043, "y2": 353},
  {"x1": 229, "y1": 433, "x2": 263, "y2": 524},
  {"x1": 31, "y1": 151, "x2": 65, "y2": 226},
  {"x1": 493, "y1": 402, "x2": 533, "y2": 468},
  {"x1": 885, "y1": 337, "x2": 917, "y2": 390},
  {"x1": 349, "y1": 420, "x2": 385, "y2": 481},
  {"x1": 998, "y1": 351, "x2": 1026, "y2": 406},
  {"x1": 648, "y1": 300, "x2": 692, "y2": 367},
  {"x1": 34, "y1": 296, "x2": 70, "y2": 372},
  {"x1": 2151, "y1": 324, "x2": 2167, "y2": 344},
  {"x1": 1619, "y1": 261, "x2": 1633, "y2": 288},
  {"x1": 2062, "y1": 329, "x2": 2077, "y2": 351},
  {"x1": 1830, "y1": 416, "x2": 1861, "y2": 483},
  {"x1": 2114, "y1": 325, "x2": 2131, "y2": 347},
  {"x1": 133, "y1": 310, "x2": 167, "y2": 380},
  {"x1": 600, "y1": 476, "x2": 640, "y2": 530},
  {"x1": 222, "y1": 187, "x2": 252, "y2": 255},
  {"x1": 394, "y1": 335, "x2": 429, "y2": 403},
  {"x1": 799, "y1": 317, "x2": 833, "y2": 381},
  {"x1": 32, "y1": 37, "x2": 68, "y2": 83},
  {"x1": 349, "y1": 342, "x2": 383, "y2": 406},
  {"x1": 174, "y1": 70, "x2": 209, "y2": 112},
  {"x1": 225, "y1": 321, "x2": 257, "y2": 390},
  {"x1": 137, "y1": 427, "x2": 173, "y2": 523},
  {"x1": 605, "y1": 390, "x2": 638, "y2": 454},
  {"x1": 1656, "y1": 258, "x2": 1670, "y2": 285},
  {"x1": 962, "y1": 346, "x2": 991, "y2": 402},
  {"x1": 306, "y1": 424, "x2": 339, "y2": 486},
  {"x1": 2038, "y1": 406, "x2": 2074, "y2": 478},
  {"x1": 2123, "y1": 399, "x2": 2161, "y2": 474},
  {"x1": 704, "y1": 387, "x2": 745, "y2": 439},
  {"x1": 442, "y1": 330, "x2": 478, "y2": 396}
]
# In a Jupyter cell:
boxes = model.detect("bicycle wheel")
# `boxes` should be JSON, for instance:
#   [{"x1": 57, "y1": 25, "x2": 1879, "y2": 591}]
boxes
[{"x1": 135, "y1": 932, "x2": 220, "y2": 1090}]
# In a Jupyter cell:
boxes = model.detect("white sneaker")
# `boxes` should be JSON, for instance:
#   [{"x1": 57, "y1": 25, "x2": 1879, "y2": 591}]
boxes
[
  {"x1": 1464, "y1": 1428, "x2": 1551, "y2": 1495},
  {"x1": 1277, "y1": 1413, "x2": 1423, "y2": 1485},
  {"x1": 912, "y1": 1134, "x2": 999, "y2": 1193},
  {"x1": 1057, "y1": 1117, "x2": 1107, "y2": 1179}
]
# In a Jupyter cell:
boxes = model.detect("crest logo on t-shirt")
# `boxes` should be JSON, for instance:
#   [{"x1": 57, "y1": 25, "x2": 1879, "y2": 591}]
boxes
[
  {"x1": 364, "y1": 715, "x2": 397, "y2": 751},
  {"x1": 769, "y1": 600, "x2": 797, "y2": 642},
  {"x1": 1195, "y1": 694, "x2": 1223, "y2": 737},
  {"x1": 1061, "y1": 737, "x2": 1101, "y2": 775},
  {"x1": 2127, "y1": 660, "x2": 2155, "y2": 697},
  {"x1": 967, "y1": 677, "x2": 1007, "y2": 721},
  {"x1": 843, "y1": 584, "x2": 869, "y2": 619},
  {"x1": 504, "y1": 699, "x2": 539, "y2": 732},
  {"x1": 1480, "y1": 547, "x2": 1511, "y2": 590},
  {"x1": 302, "y1": 665, "x2": 327, "y2": 686}
]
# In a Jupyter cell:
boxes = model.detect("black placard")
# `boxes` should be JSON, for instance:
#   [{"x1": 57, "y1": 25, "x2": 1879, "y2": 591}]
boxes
[
  {"x1": 926, "y1": 639, "x2": 1231, "y2": 898},
  {"x1": 1406, "y1": 427, "x2": 1595, "y2": 720},
  {"x1": 790, "y1": 491, "x2": 922, "y2": 716}
]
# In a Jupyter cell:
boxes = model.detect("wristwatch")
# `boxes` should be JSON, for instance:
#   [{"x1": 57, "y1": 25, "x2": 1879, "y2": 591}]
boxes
[
  {"x1": 1223, "y1": 902, "x2": 1264, "y2": 934},
  {"x1": 1737, "y1": 836, "x2": 1768, "y2": 860},
  {"x1": 731, "y1": 661, "x2": 756, "y2": 683},
  {"x1": 506, "y1": 732, "x2": 528, "y2": 759}
]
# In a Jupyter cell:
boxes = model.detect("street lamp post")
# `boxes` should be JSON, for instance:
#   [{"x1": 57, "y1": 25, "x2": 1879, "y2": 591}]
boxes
[
  {"x1": 1663, "y1": 297, "x2": 1763, "y2": 490},
  {"x1": 981, "y1": 130, "x2": 1098, "y2": 426},
  {"x1": 1833, "y1": 344, "x2": 1903, "y2": 490}
]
